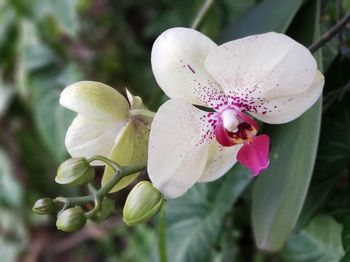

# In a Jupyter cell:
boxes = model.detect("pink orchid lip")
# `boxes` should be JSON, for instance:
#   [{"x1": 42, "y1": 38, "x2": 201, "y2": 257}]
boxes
[
  {"x1": 213, "y1": 108, "x2": 259, "y2": 146},
  {"x1": 214, "y1": 118, "x2": 236, "y2": 146},
  {"x1": 237, "y1": 135, "x2": 270, "y2": 176},
  {"x1": 212, "y1": 107, "x2": 270, "y2": 176}
]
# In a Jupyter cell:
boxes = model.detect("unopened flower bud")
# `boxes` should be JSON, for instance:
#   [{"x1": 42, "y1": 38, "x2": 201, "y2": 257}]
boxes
[
  {"x1": 56, "y1": 206, "x2": 87, "y2": 232},
  {"x1": 32, "y1": 198, "x2": 55, "y2": 215},
  {"x1": 56, "y1": 157, "x2": 94, "y2": 186},
  {"x1": 123, "y1": 181, "x2": 163, "y2": 226}
]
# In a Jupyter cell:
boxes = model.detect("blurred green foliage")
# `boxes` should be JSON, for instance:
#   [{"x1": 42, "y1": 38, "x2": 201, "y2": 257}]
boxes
[{"x1": 0, "y1": 0, "x2": 350, "y2": 261}]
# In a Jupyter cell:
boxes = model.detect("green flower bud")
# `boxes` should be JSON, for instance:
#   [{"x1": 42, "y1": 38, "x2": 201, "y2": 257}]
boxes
[
  {"x1": 32, "y1": 198, "x2": 55, "y2": 215},
  {"x1": 56, "y1": 206, "x2": 87, "y2": 232},
  {"x1": 123, "y1": 181, "x2": 163, "y2": 226},
  {"x1": 56, "y1": 157, "x2": 94, "y2": 186}
]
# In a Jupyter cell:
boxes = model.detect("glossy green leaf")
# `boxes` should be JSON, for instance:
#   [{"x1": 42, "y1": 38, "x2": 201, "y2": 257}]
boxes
[
  {"x1": 342, "y1": 216, "x2": 350, "y2": 252},
  {"x1": 0, "y1": 148, "x2": 22, "y2": 208},
  {"x1": 298, "y1": 93, "x2": 350, "y2": 228},
  {"x1": 219, "y1": 0, "x2": 303, "y2": 42},
  {"x1": 252, "y1": 0, "x2": 323, "y2": 251},
  {"x1": 165, "y1": 165, "x2": 251, "y2": 262},
  {"x1": 31, "y1": 0, "x2": 79, "y2": 36},
  {"x1": 17, "y1": 20, "x2": 55, "y2": 97},
  {"x1": 282, "y1": 215, "x2": 344, "y2": 261},
  {"x1": 0, "y1": 78, "x2": 13, "y2": 117},
  {"x1": 0, "y1": 207, "x2": 27, "y2": 262}
]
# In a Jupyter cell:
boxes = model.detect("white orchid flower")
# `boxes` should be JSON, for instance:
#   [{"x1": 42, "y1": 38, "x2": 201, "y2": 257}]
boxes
[
  {"x1": 60, "y1": 81, "x2": 152, "y2": 192},
  {"x1": 148, "y1": 27, "x2": 324, "y2": 199}
]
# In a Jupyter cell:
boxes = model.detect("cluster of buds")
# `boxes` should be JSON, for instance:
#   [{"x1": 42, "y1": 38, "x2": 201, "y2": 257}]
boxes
[{"x1": 33, "y1": 156, "x2": 164, "y2": 232}]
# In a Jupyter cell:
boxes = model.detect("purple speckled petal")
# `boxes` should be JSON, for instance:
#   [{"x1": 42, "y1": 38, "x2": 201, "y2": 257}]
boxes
[
  {"x1": 151, "y1": 27, "x2": 226, "y2": 108},
  {"x1": 205, "y1": 32, "x2": 322, "y2": 122}
]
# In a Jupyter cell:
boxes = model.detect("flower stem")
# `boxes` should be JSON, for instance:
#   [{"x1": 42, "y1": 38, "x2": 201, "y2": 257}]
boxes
[
  {"x1": 56, "y1": 162, "x2": 147, "y2": 207},
  {"x1": 309, "y1": 10, "x2": 350, "y2": 53},
  {"x1": 87, "y1": 155, "x2": 121, "y2": 171},
  {"x1": 158, "y1": 204, "x2": 168, "y2": 262},
  {"x1": 191, "y1": 0, "x2": 214, "y2": 30}
]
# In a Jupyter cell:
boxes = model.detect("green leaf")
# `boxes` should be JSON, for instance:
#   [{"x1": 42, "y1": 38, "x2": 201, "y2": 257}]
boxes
[
  {"x1": 282, "y1": 215, "x2": 344, "y2": 261},
  {"x1": 32, "y1": 0, "x2": 79, "y2": 36},
  {"x1": 164, "y1": 165, "x2": 251, "y2": 262},
  {"x1": 0, "y1": 148, "x2": 23, "y2": 208},
  {"x1": 0, "y1": 78, "x2": 13, "y2": 117},
  {"x1": 18, "y1": 20, "x2": 54, "y2": 72},
  {"x1": 321, "y1": 23, "x2": 338, "y2": 72},
  {"x1": 296, "y1": 175, "x2": 338, "y2": 230},
  {"x1": 252, "y1": 0, "x2": 323, "y2": 251},
  {"x1": 342, "y1": 216, "x2": 350, "y2": 252},
  {"x1": 298, "y1": 93, "x2": 350, "y2": 228},
  {"x1": 0, "y1": 3, "x2": 16, "y2": 48},
  {"x1": 17, "y1": 20, "x2": 55, "y2": 97},
  {"x1": 0, "y1": 207, "x2": 28, "y2": 262},
  {"x1": 220, "y1": 0, "x2": 303, "y2": 42}
]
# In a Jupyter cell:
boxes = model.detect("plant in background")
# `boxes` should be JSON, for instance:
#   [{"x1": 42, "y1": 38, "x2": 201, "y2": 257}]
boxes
[{"x1": 21, "y1": 0, "x2": 350, "y2": 261}]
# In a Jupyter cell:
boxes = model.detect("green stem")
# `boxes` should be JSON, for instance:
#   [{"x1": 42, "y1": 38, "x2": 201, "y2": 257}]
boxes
[
  {"x1": 87, "y1": 155, "x2": 121, "y2": 171},
  {"x1": 85, "y1": 195, "x2": 102, "y2": 218},
  {"x1": 191, "y1": 0, "x2": 214, "y2": 30},
  {"x1": 56, "y1": 162, "x2": 147, "y2": 207},
  {"x1": 158, "y1": 204, "x2": 168, "y2": 262}
]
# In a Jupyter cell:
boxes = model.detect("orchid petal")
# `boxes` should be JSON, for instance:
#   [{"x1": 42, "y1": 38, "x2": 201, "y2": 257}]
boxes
[
  {"x1": 151, "y1": 27, "x2": 226, "y2": 108},
  {"x1": 148, "y1": 99, "x2": 213, "y2": 199},
  {"x1": 60, "y1": 81, "x2": 129, "y2": 121},
  {"x1": 199, "y1": 139, "x2": 241, "y2": 182},
  {"x1": 101, "y1": 119, "x2": 149, "y2": 192},
  {"x1": 205, "y1": 32, "x2": 318, "y2": 104},
  {"x1": 65, "y1": 115, "x2": 126, "y2": 163},
  {"x1": 237, "y1": 135, "x2": 270, "y2": 176},
  {"x1": 250, "y1": 70, "x2": 324, "y2": 124}
]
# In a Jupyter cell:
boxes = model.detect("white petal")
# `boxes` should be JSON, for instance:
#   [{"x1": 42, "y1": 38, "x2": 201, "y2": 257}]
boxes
[
  {"x1": 60, "y1": 81, "x2": 129, "y2": 121},
  {"x1": 205, "y1": 32, "x2": 317, "y2": 101},
  {"x1": 250, "y1": 70, "x2": 324, "y2": 124},
  {"x1": 151, "y1": 27, "x2": 225, "y2": 108},
  {"x1": 65, "y1": 114, "x2": 126, "y2": 162},
  {"x1": 148, "y1": 99, "x2": 214, "y2": 199},
  {"x1": 199, "y1": 140, "x2": 241, "y2": 182}
]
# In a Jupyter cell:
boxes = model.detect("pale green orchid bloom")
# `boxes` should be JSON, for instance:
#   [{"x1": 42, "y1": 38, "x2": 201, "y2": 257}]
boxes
[{"x1": 60, "y1": 81, "x2": 152, "y2": 192}]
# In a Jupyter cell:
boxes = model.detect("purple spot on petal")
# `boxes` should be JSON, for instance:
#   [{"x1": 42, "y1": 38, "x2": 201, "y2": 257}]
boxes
[{"x1": 187, "y1": 64, "x2": 196, "y2": 74}]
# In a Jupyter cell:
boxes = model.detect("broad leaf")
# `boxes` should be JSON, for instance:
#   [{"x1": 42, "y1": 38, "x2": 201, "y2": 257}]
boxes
[
  {"x1": 342, "y1": 216, "x2": 350, "y2": 252},
  {"x1": 165, "y1": 165, "x2": 251, "y2": 262},
  {"x1": 32, "y1": 0, "x2": 79, "y2": 36},
  {"x1": 219, "y1": 0, "x2": 303, "y2": 42},
  {"x1": 282, "y1": 215, "x2": 344, "y2": 261},
  {"x1": 0, "y1": 79, "x2": 13, "y2": 117},
  {"x1": 0, "y1": 207, "x2": 28, "y2": 262},
  {"x1": 17, "y1": 20, "x2": 55, "y2": 97},
  {"x1": 252, "y1": 0, "x2": 323, "y2": 251},
  {"x1": 0, "y1": 148, "x2": 22, "y2": 208}
]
